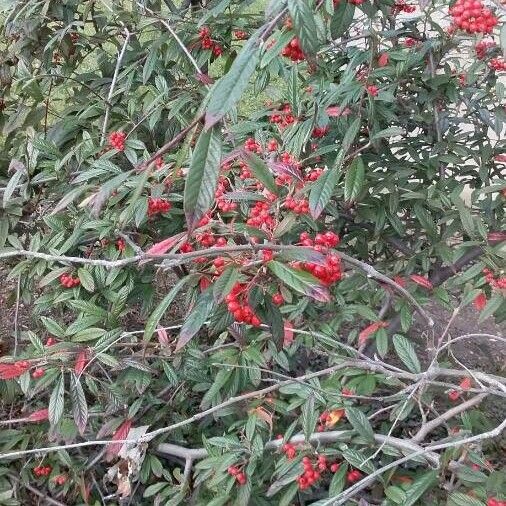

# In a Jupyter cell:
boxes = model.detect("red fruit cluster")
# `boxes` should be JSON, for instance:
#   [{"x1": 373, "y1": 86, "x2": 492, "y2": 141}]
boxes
[
  {"x1": 33, "y1": 466, "x2": 52, "y2": 477},
  {"x1": 215, "y1": 177, "x2": 238, "y2": 212},
  {"x1": 32, "y1": 368, "x2": 45, "y2": 379},
  {"x1": 70, "y1": 32, "x2": 79, "y2": 43},
  {"x1": 366, "y1": 84, "x2": 379, "y2": 97},
  {"x1": 483, "y1": 268, "x2": 506, "y2": 289},
  {"x1": 269, "y1": 103, "x2": 296, "y2": 128},
  {"x1": 297, "y1": 455, "x2": 341, "y2": 490},
  {"x1": 475, "y1": 40, "x2": 495, "y2": 59},
  {"x1": 392, "y1": 0, "x2": 416, "y2": 14},
  {"x1": 272, "y1": 293, "x2": 284, "y2": 305},
  {"x1": 449, "y1": 0, "x2": 498, "y2": 34},
  {"x1": 233, "y1": 30, "x2": 248, "y2": 40},
  {"x1": 404, "y1": 37, "x2": 417, "y2": 47},
  {"x1": 60, "y1": 273, "x2": 80, "y2": 288},
  {"x1": 348, "y1": 0, "x2": 364, "y2": 4},
  {"x1": 347, "y1": 469, "x2": 363, "y2": 483},
  {"x1": 198, "y1": 26, "x2": 223, "y2": 56},
  {"x1": 238, "y1": 160, "x2": 252, "y2": 179},
  {"x1": 282, "y1": 441, "x2": 297, "y2": 459},
  {"x1": 225, "y1": 284, "x2": 261, "y2": 326},
  {"x1": 155, "y1": 156, "x2": 164, "y2": 169},
  {"x1": 282, "y1": 38, "x2": 305, "y2": 62},
  {"x1": 227, "y1": 466, "x2": 246, "y2": 485},
  {"x1": 108, "y1": 131, "x2": 126, "y2": 151},
  {"x1": 284, "y1": 196, "x2": 309, "y2": 214},
  {"x1": 305, "y1": 167, "x2": 324, "y2": 182},
  {"x1": 267, "y1": 138, "x2": 278, "y2": 152},
  {"x1": 489, "y1": 58, "x2": 506, "y2": 71},
  {"x1": 488, "y1": 498, "x2": 506, "y2": 506},
  {"x1": 244, "y1": 137, "x2": 262, "y2": 153},
  {"x1": 312, "y1": 126, "x2": 329, "y2": 138},
  {"x1": 180, "y1": 242, "x2": 193, "y2": 253},
  {"x1": 300, "y1": 254, "x2": 342, "y2": 285},
  {"x1": 116, "y1": 238, "x2": 126, "y2": 252},
  {"x1": 147, "y1": 197, "x2": 171, "y2": 217},
  {"x1": 299, "y1": 231, "x2": 340, "y2": 249},
  {"x1": 53, "y1": 474, "x2": 67, "y2": 485},
  {"x1": 247, "y1": 201, "x2": 274, "y2": 228}
]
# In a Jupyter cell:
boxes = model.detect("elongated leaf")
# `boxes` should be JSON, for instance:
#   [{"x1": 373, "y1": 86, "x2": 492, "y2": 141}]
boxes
[
  {"x1": 177, "y1": 291, "x2": 215, "y2": 350},
  {"x1": 447, "y1": 492, "x2": 485, "y2": 506},
  {"x1": 403, "y1": 470, "x2": 438, "y2": 506},
  {"x1": 77, "y1": 268, "x2": 95, "y2": 292},
  {"x1": 288, "y1": 0, "x2": 319, "y2": 55},
  {"x1": 341, "y1": 448, "x2": 375, "y2": 474},
  {"x1": 478, "y1": 293, "x2": 503, "y2": 323},
  {"x1": 309, "y1": 161, "x2": 341, "y2": 219},
  {"x1": 344, "y1": 156, "x2": 365, "y2": 202},
  {"x1": 345, "y1": 407, "x2": 374, "y2": 442},
  {"x1": 451, "y1": 193, "x2": 475, "y2": 237},
  {"x1": 49, "y1": 373, "x2": 65, "y2": 426},
  {"x1": 267, "y1": 260, "x2": 330, "y2": 302},
  {"x1": 393, "y1": 334, "x2": 421, "y2": 373},
  {"x1": 213, "y1": 266, "x2": 240, "y2": 302},
  {"x1": 205, "y1": 36, "x2": 259, "y2": 128},
  {"x1": 243, "y1": 152, "x2": 277, "y2": 194},
  {"x1": 184, "y1": 126, "x2": 222, "y2": 231},
  {"x1": 330, "y1": 2, "x2": 355, "y2": 38},
  {"x1": 301, "y1": 394, "x2": 317, "y2": 441},
  {"x1": 71, "y1": 373, "x2": 88, "y2": 435},
  {"x1": 371, "y1": 127, "x2": 405, "y2": 140},
  {"x1": 143, "y1": 277, "x2": 188, "y2": 341}
]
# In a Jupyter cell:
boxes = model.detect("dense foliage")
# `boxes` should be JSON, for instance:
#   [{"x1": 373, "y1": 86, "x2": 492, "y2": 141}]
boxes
[{"x1": 0, "y1": 0, "x2": 505, "y2": 504}]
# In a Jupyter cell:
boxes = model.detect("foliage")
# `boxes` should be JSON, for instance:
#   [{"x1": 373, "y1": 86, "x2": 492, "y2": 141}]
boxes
[{"x1": 0, "y1": 0, "x2": 505, "y2": 504}]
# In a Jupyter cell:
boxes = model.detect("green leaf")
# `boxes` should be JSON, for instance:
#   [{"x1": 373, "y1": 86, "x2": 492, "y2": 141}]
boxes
[
  {"x1": 213, "y1": 266, "x2": 240, "y2": 303},
  {"x1": 267, "y1": 260, "x2": 330, "y2": 302},
  {"x1": 448, "y1": 493, "x2": 485, "y2": 506},
  {"x1": 344, "y1": 157, "x2": 365, "y2": 202},
  {"x1": 309, "y1": 160, "x2": 342, "y2": 219},
  {"x1": 205, "y1": 36, "x2": 259, "y2": 128},
  {"x1": 288, "y1": 0, "x2": 319, "y2": 55},
  {"x1": 403, "y1": 470, "x2": 438, "y2": 506},
  {"x1": 451, "y1": 193, "x2": 475, "y2": 237},
  {"x1": 41, "y1": 316, "x2": 65, "y2": 338},
  {"x1": 2, "y1": 164, "x2": 24, "y2": 208},
  {"x1": 301, "y1": 394, "x2": 317, "y2": 441},
  {"x1": 177, "y1": 291, "x2": 215, "y2": 350},
  {"x1": 243, "y1": 152, "x2": 278, "y2": 194},
  {"x1": 184, "y1": 126, "x2": 222, "y2": 231},
  {"x1": 385, "y1": 486, "x2": 407, "y2": 504},
  {"x1": 49, "y1": 373, "x2": 65, "y2": 426},
  {"x1": 77, "y1": 268, "x2": 95, "y2": 292},
  {"x1": 345, "y1": 407, "x2": 374, "y2": 442},
  {"x1": 376, "y1": 327, "x2": 388, "y2": 358},
  {"x1": 500, "y1": 22, "x2": 506, "y2": 53},
  {"x1": 478, "y1": 294, "x2": 503, "y2": 323},
  {"x1": 393, "y1": 334, "x2": 421, "y2": 373},
  {"x1": 371, "y1": 127, "x2": 405, "y2": 140},
  {"x1": 144, "y1": 277, "x2": 188, "y2": 341},
  {"x1": 71, "y1": 373, "x2": 88, "y2": 436},
  {"x1": 341, "y1": 448, "x2": 375, "y2": 474},
  {"x1": 329, "y1": 462, "x2": 348, "y2": 496},
  {"x1": 330, "y1": 1, "x2": 355, "y2": 38}
]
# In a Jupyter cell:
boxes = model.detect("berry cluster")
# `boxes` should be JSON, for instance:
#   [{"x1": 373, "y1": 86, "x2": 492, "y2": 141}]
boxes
[
  {"x1": 225, "y1": 283, "x2": 261, "y2": 326},
  {"x1": 282, "y1": 38, "x2": 305, "y2": 62},
  {"x1": 281, "y1": 440, "x2": 297, "y2": 459},
  {"x1": 305, "y1": 167, "x2": 324, "y2": 182},
  {"x1": 147, "y1": 197, "x2": 171, "y2": 217},
  {"x1": 116, "y1": 238, "x2": 126, "y2": 252},
  {"x1": 317, "y1": 409, "x2": 345, "y2": 431},
  {"x1": 32, "y1": 368, "x2": 45, "y2": 379},
  {"x1": 299, "y1": 231, "x2": 340, "y2": 249},
  {"x1": 247, "y1": 201, "x2": 274, "y2": 229},
  {"x1": 233, "y1": 30, "x2": 248, "y2": 40},
  {"x1": 483, "y1": 268, "x2": 506, "y2": 289},
  {"x1": 267, "y1": 138, "x2": 278, "y2": 152},
  {"x1": 33, "y1": 466, "x2": 52, "y2": 477},
  {"x1": 53, "y1": 474, "x2": 67, "y2": 485},
  {"x1": 366, "y1": 84, "x2": 379, "y2": 97},
  {"x1": 284, "y1": 196, "x2": 309, "y2": 214},
  {"x1": 272, "y1": 293, "x2": 284, "y2": 305},
  {"x1": 347, "y1": 468, "x2": 363, "y2": 483},
  {"x1": 244, "y1": 137, "x2": 262, "y2": 153},
  {"x1": 312, "y1": 126, "x2": 329, "y2": 138},
  {"x1": 198, "y1": 26, "x2": 223, "y2": 56},
  {"x1": 60, "y1": 273, "x2": 80, "y2": 288},
  {"x1": 489, "y1": 57, "x2": 506, "y2": 71},
  {"x1": 449, "y1": 0, "x2": 498, "y2": 34},
  {"x1": 269, "y1": 103, "x2": 296, "y2": 128},
  {"x1": 297, "y1": 455, "x2": 342, "y2": 490},
  {"x1": 215, "y1": 177, "x2": 238, "y2": 212},
  {"x1": 108, "y1": 131, "x2": 126, "y2": 151},
  {"x1": 448, "y1": 377, "x2": 472, "y2": 401},
  {"x1": 488, "y1": 498, "x2": 506, "y2": 506},
  {"x1": 403, "y1": 37, "x2": 417, "y2": 47},
  {"x1": 227, "y1": 466, "x2": 247, "y2": 485},
  {"x1": 392, "y1": 0, "x2": 416, "y2": 14},
  {"x1": 475, "y1": 40, "x2": 495, "y2": 59}
]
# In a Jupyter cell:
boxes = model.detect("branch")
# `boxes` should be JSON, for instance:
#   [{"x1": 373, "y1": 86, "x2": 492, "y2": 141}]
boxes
[
  {"x1": 137, "y1": 114, "x2": 203, "y2": 170},
  {"x1": 101, "y1": 28, "x2": 131, "y2": 145},
  {"x1": 412, "y1": 393, "x2": 488, "y2": 443},
  {"x1": 8, "y1": 474, "x2": 67, "y2": 506}
]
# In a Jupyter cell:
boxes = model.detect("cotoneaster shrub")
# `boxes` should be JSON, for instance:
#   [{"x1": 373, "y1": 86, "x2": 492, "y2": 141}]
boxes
[{"x1": 0, "y1": 0, "x2": 505, "y2": 504}]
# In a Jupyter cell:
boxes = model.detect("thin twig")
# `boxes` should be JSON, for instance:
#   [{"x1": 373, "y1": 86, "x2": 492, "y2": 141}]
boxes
[
  {"x1": 13, "y1": 275, "x2": 21, "y2": 357},
  {"x1": 8, "y1": 474, "x2": 67, "y2": 506},
  {"x1": 101, "y1": 28, "x2": 131, "y2": 145}
]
